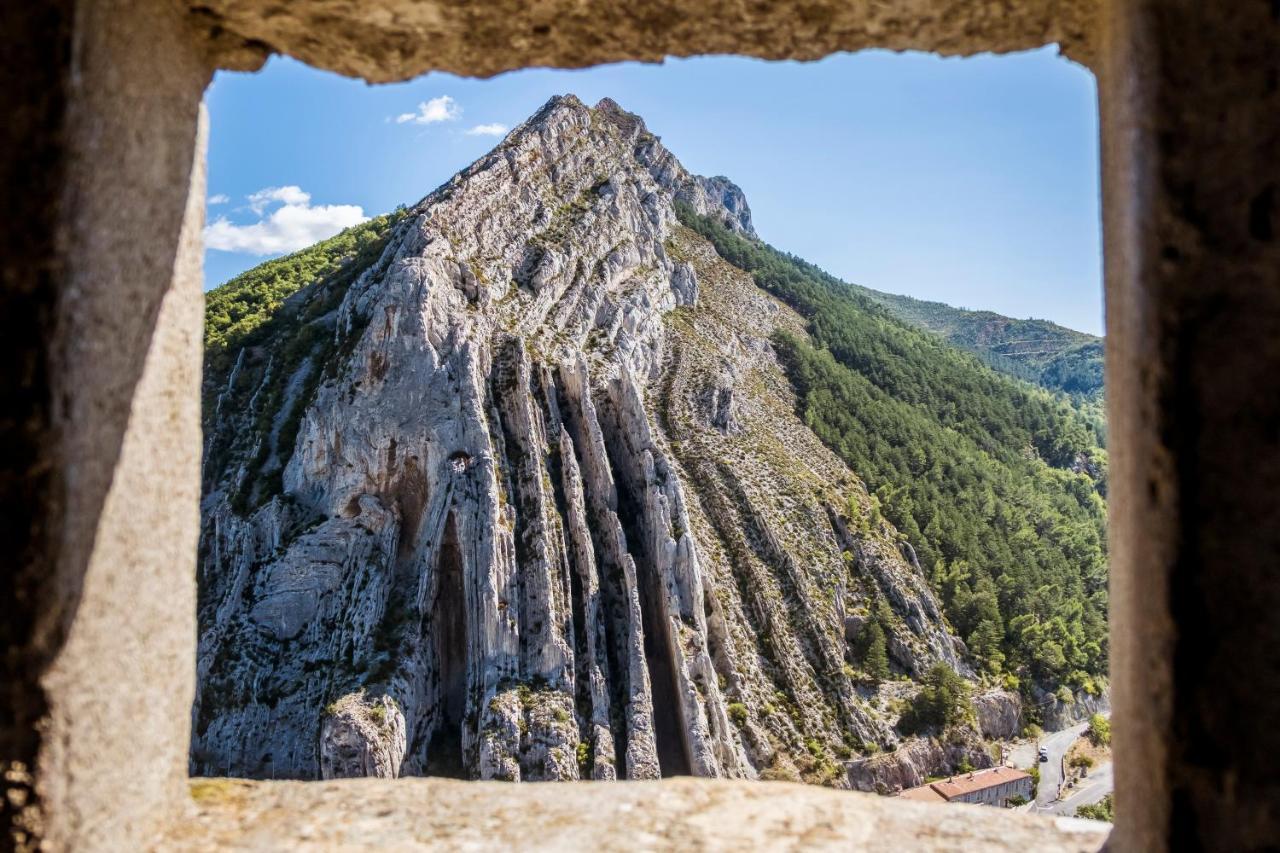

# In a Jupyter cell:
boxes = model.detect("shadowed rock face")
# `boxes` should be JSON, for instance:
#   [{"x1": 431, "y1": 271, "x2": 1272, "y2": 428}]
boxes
[{"x1": 192, "y1": 95, "x2": 965, "y2": 784}]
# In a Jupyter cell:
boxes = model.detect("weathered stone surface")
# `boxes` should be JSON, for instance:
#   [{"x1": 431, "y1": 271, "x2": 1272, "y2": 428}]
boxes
[
  {"x1": 192, "y1": 0, "x2": 1099, "y2": 82},
  {"x1": 170, "y1": 777, "x2": 1108, "y2": 851},
  {"x1": 15, "y1": 0, "x2": 1280, "y2": 848},
  {"x1": 24, "y1": 3, "x2": 214, "y2": 848}
]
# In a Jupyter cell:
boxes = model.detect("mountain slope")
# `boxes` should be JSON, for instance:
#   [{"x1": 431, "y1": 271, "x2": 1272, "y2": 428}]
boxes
[
  {"x1": 194, "y1": 95, "x2": 1105, "y2": 788},
  {"x1": 857, "y1": 289, "x2": 1105, "y2": 399},
  {"x1": 680, "y1": 210, "x2": 1108, "y2": 687}
]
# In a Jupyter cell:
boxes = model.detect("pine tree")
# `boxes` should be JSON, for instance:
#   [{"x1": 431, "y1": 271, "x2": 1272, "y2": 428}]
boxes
[
  {"x1": 863, "y1": 620, "x2": 890, "y2": 681},
  {"x1": 968, "y1": 618, "x2": 1005, "y2": 673}
]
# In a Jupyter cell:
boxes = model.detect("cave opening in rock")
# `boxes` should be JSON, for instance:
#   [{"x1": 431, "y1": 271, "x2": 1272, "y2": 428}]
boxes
[{"x1": 425, "y1": 511, "x2": 469, "y2": 779}]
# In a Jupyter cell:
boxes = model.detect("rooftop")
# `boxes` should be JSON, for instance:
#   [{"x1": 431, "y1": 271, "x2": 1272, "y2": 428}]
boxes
[
  {"x1": 899, "y1": 784, "x2": 950, "y2": 803},
  {"x1": 901, "y1": 766, "x2": 1033, "y2": 802}
]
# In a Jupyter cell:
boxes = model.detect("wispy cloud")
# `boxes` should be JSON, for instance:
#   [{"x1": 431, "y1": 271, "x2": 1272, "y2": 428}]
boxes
[
  {"x1": 204, "y1": 186, "x2": 366, "y2": 255},
  {"x1": 207, "y1": 193, "x2": 230, "y2": 205},
  {"x1": 465, "y1": 123, "x2": 508, "y2": 137},
  {"x1": 394, "y1": 95, "x2": 461, "y2": 125},
  {"x1": 246, "y1": 185, "x2": 311, "y2": 215}
]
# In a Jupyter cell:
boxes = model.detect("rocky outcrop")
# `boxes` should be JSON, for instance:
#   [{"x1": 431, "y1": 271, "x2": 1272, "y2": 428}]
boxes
[
  {"x1": 1038, "y1": 685, "x2": 1110, "y2": 731},
  {"x1": 973, "y1": 690, "x2": 1022, "y2": 741},
  {"x1": 320, "y1": 692, "x2": 407, "y2": 779},
  {"x1": 192, "y1": 94, "x2": 968, "y2": 784},
  {"x1": 845, "y1": 729, "x2": 995, "y2": 794}
]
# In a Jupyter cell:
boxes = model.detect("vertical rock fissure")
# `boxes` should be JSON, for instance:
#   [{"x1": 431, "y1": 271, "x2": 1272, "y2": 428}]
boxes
[
  {"x1": 606, "y1": 437, "x2": 693, "y2": 777},
  {"x1": 425, "y1": 511, "x2": 468, "y2": 779},
  {"x1": 555, "y1": 379, "x2": 636, "y2": 777}
]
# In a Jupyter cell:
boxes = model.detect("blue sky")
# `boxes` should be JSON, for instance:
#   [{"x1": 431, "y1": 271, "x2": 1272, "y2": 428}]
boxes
[{"x1": 203, "y1": 47, "x2": 1103, "y2": 334}]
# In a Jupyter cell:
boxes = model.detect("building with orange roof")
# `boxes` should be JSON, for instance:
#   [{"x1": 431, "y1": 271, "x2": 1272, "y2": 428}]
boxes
[{"x1": 896, "y1": 766, "x2": 1032, "y2": 808}]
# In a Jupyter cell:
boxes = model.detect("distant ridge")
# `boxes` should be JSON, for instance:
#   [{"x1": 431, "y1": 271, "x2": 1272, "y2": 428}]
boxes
[{"x1": 854, "y1": 288, "x2": 1104, "y2": 399}]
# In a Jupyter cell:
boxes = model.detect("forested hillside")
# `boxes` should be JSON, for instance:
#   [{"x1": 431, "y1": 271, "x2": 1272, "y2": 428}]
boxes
[
  {"x1": 855, "y1": 289, "x2": 1104, "y2": 399},
  {"x1": 680, "y1": 205, "x2": 1109, "y2": 692}
]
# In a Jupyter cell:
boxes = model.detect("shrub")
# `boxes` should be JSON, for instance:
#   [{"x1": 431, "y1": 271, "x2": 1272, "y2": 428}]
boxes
[
  {"x1": 1076, "y1": 793, "x2": 1114, "y2": 822},
  {"x1": 1087, "y1": 713, "x2": 1111, "y2": 747},
  {"x1": 727, "y1": 702, "x2": 749, "y2": 727},
  {"x1": 1008, "y1": 795, "x2": 1028, "y2": 807},
  {"x1": 1069, "y1": 753, "x2": 1095, "y2": 769},
  {"x1": 897, "y1": 663, "x2": 972, "y2": 734}
]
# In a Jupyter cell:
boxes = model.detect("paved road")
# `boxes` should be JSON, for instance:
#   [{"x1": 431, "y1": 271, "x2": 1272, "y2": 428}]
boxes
[
  {"x1": 1052, "y1": 761, "x2": 1113, "y2": 816},
  {"x1": 1008, "y1": 715, "x2": 1110, "y2": 816},
  {"x1": 1009, "y1": 720, "x2": 1085, "y2": 811}
]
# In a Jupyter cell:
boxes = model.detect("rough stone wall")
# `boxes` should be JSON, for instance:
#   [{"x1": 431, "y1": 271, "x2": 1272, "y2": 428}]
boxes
[
  {"x1": 0, "y1": 0, "x2": 217, "y2": 849},
  {"x1": 166, "y1": 777, "x2": 1109, "y2": 851},
  {"x1": 1100, "y1": 1, "x2": 1280, "y2": 849},
  {"x1": 0, "y1": 1, "x2": 74, "y2": 845},
  {"x1": 11, "y1": 0, "x2": 1279, "y2": 848},
  {"x1": 192, "y1": 0, "x2": 1099, "y2": 83}
]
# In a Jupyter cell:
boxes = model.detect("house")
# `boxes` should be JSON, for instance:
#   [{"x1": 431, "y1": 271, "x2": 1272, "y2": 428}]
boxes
[{"x1": 898, "y1": 766, "x2": 1034, "y2": 808}]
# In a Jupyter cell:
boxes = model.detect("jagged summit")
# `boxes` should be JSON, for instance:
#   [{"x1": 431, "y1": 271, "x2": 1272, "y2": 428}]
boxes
[
  {"x1": 412, "y1": 94, "x2": 755, "y2": 238},
  {"x1": 194, "y1": 95, "x2": 982, "y2": 787}
]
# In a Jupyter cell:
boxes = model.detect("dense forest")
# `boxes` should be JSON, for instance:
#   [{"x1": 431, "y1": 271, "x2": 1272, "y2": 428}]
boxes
[
  {"x1": 857, "y1": 290, "x2": 1105, "y2": 400},
  {"x1": 679, "y1": 204, "x2": 1109, "y2": 692}
]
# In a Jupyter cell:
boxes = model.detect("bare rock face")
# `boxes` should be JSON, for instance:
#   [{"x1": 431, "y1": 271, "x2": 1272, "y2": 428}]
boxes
[
  {"x1": 845, "y1": 729, "x2": 995, "y2": 795},
  {"x1": 192, "y1": 95, "x2": 969, "y2": 785},
  {"x1": 973, "y1": 690, "x2": 1022, "y2": 741},
  {"x1": 320, "y1": 692, "x2": 407, "y2": 779},
  {"x1": 1038, "y1": 685, "x2": 1110, "y2": 731}
]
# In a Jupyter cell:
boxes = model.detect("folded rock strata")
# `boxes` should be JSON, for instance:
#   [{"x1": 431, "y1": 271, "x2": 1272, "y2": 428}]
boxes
[{"x1": 192, "y1": 95, "x2": 968, "y2": 784}]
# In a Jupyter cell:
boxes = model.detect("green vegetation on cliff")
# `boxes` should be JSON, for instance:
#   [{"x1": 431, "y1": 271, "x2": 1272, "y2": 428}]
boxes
[
  {"x1": 856, "y1": 290, "x2": 1104, "y2": 399},
  {"x1": 201, "y1": 209, "x2": 408, "y2": 509},
  {"x1": 204, "y1": 209, "x2": 407, "y2": 396},
  {"x1": 679, "y1": 205, "x2": 1108, "y2": 687}
]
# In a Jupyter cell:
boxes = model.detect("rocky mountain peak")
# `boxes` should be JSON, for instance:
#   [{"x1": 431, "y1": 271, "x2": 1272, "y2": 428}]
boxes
[{"x1": 194, "y1": 96, "x2": 964, "y2": 787}]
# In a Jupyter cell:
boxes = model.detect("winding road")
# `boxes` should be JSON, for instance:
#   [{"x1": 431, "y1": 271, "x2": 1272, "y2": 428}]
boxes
[{"x1": 1008, "y1": 714, "x2": 1111, "y2": 816}]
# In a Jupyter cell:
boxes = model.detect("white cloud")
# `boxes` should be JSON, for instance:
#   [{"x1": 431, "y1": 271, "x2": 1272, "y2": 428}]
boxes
[
  {"x1": 204, "y1": 186, "x2": 367, "y2": 256},
  {"x1": 207, "y1": 193, "x2": 230, "y2": 205},
  {"x1": 465, "y1": 123, "x2": 508, "y2": 137},
  {"x1": 246, "y1": 185, "x2": 311, "y2": 214},
  {"x1": 395, "y1": 95, "x2": 462, "y2": 125}
]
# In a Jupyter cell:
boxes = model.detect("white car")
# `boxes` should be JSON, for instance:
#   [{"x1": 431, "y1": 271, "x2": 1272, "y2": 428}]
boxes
[{"x1": 1038, "y1": 746, "x2": 1050, "y2": 762}]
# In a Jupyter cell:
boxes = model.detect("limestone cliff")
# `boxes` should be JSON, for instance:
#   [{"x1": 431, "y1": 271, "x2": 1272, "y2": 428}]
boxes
[{"x1": 192, "y1": 95, "x2": 968, "y2": 784}]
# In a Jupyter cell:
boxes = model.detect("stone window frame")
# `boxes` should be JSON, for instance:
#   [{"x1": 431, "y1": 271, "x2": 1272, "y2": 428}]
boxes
[{"x1": 3, "y1": 0, "x2": 1276, "y2": 850}]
